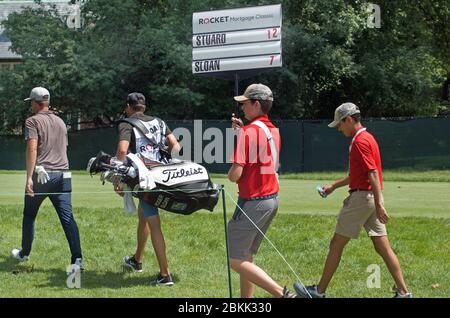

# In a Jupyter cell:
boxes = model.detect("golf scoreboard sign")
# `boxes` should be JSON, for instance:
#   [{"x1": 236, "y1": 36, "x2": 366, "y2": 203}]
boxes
[{"x1": 192, "y1": 4, "x2": 282, "y2": 75}]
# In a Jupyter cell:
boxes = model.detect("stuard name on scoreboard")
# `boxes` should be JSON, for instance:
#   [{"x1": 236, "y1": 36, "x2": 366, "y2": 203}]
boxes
[{"x1": 195, "y1": 34, "x2": 227, "y2": 47}]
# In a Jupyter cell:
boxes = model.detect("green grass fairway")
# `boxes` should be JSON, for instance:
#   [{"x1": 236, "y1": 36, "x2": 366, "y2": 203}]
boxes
[{"x1": 0, "y1": 171, "x2": 449, "y2": 298}]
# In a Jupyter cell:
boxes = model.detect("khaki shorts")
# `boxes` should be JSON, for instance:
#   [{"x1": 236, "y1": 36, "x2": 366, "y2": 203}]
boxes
[
  {"x1": 335, "y1": 191, "x2": 387, "y2": 239},
  {"x1": 228, "y1": 196, "x2": 278, "y2": 260}
]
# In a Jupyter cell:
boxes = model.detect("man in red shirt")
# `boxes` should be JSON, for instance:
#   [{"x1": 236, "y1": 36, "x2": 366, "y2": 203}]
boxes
[
  {"x1": 228, "y1": 83, "x2": 296, "y2": 298},
  {"x1": 295, "y1": 102, "x2": 411, "y2": 298}
]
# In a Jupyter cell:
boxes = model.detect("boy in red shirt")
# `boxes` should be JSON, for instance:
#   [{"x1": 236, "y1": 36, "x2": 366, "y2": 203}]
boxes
[
  {"x1": 295, "y1": 103, "x2": 411, "y2": 298},
  {"x1": 228, "y1": 83, "x2": 296, "y2": 298}
]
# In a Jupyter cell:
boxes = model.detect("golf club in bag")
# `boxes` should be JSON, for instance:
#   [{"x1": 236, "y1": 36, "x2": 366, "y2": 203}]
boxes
[{"x1": 87, "y1": 151, "x2": 220, "y2": 215}]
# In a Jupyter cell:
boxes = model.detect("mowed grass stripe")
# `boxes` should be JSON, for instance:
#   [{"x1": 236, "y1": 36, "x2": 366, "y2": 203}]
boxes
[{"x1": 1, "y1": 173, "x2": 450, "y2": 218}]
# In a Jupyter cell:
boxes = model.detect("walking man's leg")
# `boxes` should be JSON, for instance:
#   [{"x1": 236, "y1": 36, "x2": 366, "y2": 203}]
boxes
[
  {"x1": 231, "y1": 256, "x2": 284, "y2": 298},
  {"x1": 139, "y1": 200, "x2": 170, "y2": 277},
  {"x1": 122, "y1": 205, "x2": 148, "y2": 273},
  {"x1": 21, "y1": 194, "x2": 46, "y2": 257},
  {"x1": 135, "y1": 206, "x2": 150, "y2": 262},
  {"x1": 371, "y1": 235, "x2": 409, "y2": 295},
  {"x1": 237, "y1": 256, "x2": 256, "y2": 298},
  {"x1": 50, "y1": 192, "x2": 82, "y2": 263},
  {"x1": 228, "y1": 198, "x2": 288, "y2": 298},
  {"x1": 317, "y1": 233, "x2": 351, "y2": 294},
  {"x1": 146, "y1": 214, "x2": 170, "y2": 276}
]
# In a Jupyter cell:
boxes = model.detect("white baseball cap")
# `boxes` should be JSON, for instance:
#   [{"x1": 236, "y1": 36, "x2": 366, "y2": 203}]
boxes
[{"x1": 24, "y1": 87, "x2": 50, "y2": 102}]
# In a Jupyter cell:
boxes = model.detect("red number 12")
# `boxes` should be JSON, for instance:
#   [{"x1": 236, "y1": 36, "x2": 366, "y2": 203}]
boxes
[{"x1": 268, "y1": 28, "x2": 278, "y2": 39}]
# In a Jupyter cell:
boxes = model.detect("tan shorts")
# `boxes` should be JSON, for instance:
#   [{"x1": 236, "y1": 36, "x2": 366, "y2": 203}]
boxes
[{"x1": 335, "y1": 191, "x2": 387, "y2": 239}]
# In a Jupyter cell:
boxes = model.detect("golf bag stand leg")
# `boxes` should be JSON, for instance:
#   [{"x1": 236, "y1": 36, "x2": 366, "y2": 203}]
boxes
[{"x1": 221, "y1": 185, "x2": 232, "y2": 298}]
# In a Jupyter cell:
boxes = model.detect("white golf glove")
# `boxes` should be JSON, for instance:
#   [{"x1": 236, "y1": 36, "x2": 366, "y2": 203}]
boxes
[
  {"x1": 139, "y1": 172, "x2": 156, "y2": 190},
  {"x1": 35, "y1": 165, "x2": 50, "y2": 184},
  {"x1": 126, "y1": 153, "x2": 157, "y2": 190}
]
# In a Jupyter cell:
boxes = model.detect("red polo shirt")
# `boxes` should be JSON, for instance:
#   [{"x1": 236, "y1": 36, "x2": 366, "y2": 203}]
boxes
[
  {"x1": 349, "y1": 128, "x2": 383, "y2": 190},
  {"x1": 232, "y1": 115, "x2": 280, "y2": 199}
]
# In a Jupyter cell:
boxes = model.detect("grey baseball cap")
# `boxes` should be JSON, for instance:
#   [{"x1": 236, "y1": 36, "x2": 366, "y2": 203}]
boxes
[
  {"x1": 24, "y1": 87, "x2": 50, "y2": 102},
  {"x1": 234, "y1": 83, "x2": 274, "y2": 102},
  {"x1": 328, "y1": 102, "x2": 361, "y2": 128}
]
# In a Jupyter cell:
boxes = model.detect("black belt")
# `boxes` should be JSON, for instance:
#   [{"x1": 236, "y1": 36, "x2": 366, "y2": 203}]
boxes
[
  {"x1": 349, "y1": 188, "x2": 370, "y2": 193},
  {"x1": 241, "y1": 193, "x2": 278, "y2": 201}
]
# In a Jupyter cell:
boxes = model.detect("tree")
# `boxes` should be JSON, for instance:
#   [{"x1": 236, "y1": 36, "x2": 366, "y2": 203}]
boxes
[
  {"x1": 0, "y1": 3, "x2": 81, "y2": 130},
  {"x1": 0, "y1": 0, "x2": 447, "y2": 134}
]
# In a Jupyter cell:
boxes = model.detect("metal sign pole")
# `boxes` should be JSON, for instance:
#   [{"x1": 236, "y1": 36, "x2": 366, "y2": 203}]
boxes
[
  {"x1": 234, "y1": 72, "x2": 239, "y2": 117},
  {"x1": 221, "y1": 185, "x2": 233, "y2": 298}
]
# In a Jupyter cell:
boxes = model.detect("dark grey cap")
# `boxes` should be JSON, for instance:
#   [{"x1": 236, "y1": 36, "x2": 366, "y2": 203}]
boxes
[{"x1": 126, "y1": 92, "x2": 146, "y2": 106}]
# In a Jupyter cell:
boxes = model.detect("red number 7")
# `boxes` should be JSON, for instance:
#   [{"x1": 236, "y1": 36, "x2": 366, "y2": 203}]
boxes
[{"x1": 269, "y1": 55, "x2": 275, "y2": 65}]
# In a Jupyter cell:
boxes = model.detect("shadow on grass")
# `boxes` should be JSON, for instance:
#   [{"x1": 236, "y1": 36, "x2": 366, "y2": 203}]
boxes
[{"x1": 0, "y1": 256, "x2": 180, "y2": 290}]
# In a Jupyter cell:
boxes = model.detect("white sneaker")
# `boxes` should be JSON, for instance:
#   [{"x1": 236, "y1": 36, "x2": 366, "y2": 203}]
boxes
[
  {"x1": 11, "y1": 249, "x2": 29, "y2": 262},
  {"x1": 393, "y1": 291, "x2": 413, "y2": 298},
  {"x1": 74, "y1": 258, "x2": 85, "y2": 271}
]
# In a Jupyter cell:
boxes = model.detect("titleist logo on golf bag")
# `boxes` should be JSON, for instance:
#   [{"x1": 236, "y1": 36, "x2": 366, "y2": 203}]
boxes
[{"x1": 160, "y1": 166, "x2": 206, "y2": 183}]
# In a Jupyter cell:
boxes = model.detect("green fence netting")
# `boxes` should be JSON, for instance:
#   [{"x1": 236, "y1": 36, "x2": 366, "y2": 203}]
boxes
[{"x1": 1, "y1": 117, "x2": 449, "y2": 172}]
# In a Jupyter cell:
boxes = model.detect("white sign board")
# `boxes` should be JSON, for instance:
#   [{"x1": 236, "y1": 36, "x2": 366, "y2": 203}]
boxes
[
  {"x1": 192, "y1": 4, "x2": 282, "y2": 75},
  {"x1": 58, "y1": 2, "x2": 81, "y2": 29},
  {"x1": 0, "y1": 1, "x2": 82, "y2": 31}
]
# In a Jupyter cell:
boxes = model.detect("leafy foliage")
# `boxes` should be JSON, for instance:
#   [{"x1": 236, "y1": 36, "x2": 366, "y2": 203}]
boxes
[{"x1": 0, "y1": 0, "x2": 447, "y2": 133}]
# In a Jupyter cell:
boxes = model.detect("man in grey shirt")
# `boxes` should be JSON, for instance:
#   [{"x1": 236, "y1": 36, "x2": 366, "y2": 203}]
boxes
[{"x1": 11, "y1": 87, "x2": 83, "y2": 270}]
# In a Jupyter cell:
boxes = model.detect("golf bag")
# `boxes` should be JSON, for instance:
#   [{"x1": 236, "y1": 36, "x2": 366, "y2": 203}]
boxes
[{"x1": 87, "y1": 151, "x2": 220, "y2": 215}]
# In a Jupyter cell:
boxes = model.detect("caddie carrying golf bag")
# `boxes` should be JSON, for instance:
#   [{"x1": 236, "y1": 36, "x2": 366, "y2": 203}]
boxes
[{"x1": 87, "y1": 151, "x2": 220, "y2": 215}]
